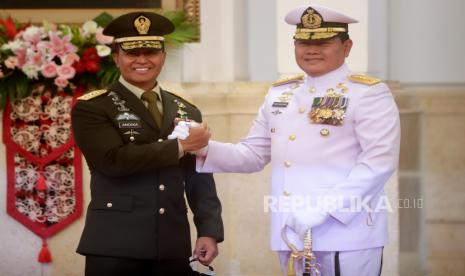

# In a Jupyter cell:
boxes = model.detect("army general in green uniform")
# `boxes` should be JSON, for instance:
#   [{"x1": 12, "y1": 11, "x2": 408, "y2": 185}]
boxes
[{"x1": 71, "y1": 12, "x2": 223, "y2": 275}]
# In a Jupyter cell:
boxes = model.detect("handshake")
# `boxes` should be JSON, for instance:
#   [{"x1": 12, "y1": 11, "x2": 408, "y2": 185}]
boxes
[{"x1": 167, "y1": 121, "x2": 210, "y2": 156}]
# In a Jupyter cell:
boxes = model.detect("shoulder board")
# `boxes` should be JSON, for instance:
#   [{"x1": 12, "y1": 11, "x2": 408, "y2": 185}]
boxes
[
  {"x1": 77, "y1": 89, "x2": 108, "y2": 101},
  {"x1": 165, "y1": 91, "x2": 197, "y2": 108},
  {"x1": 272, "y1": 74, "x2": 304, "y2": 87},
  {"x1": 348, "y1": 74, "x2": 381, "y2": 86}
]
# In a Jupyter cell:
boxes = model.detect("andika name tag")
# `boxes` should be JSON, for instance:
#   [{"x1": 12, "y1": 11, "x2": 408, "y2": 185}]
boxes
[{"x1": 118, "y1": 121, "x2": 142, "y2": 129}]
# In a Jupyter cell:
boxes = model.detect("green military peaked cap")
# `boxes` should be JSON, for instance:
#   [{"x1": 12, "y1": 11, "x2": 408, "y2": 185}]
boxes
[{"x1": 103, "y1": 11, "x2": 175, "y2": 50}]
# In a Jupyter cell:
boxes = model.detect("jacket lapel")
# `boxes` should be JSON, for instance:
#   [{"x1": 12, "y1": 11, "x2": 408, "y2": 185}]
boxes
[
  {"x1": 109, "y1": 82, "x2": 159, "y2": 131},
  {"x1": 159, "y1": 89, "x2": 179, "y2": 137}
]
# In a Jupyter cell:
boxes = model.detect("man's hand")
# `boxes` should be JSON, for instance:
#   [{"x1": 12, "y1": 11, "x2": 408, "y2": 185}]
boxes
[
  {"x1": 180, "y1": 123, "x2": 211, "y2": 152},
  {"x1": 193, "y1": 236, "x2": 218, "y2": 265},
  {"x1": 285, "y1": 208, "x2": 329, "y2": 239}
]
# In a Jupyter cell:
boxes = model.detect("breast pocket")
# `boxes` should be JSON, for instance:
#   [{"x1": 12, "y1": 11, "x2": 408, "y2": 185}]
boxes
[{"x1": 90, "y1": 195, "x2": 134, "y2": 212}]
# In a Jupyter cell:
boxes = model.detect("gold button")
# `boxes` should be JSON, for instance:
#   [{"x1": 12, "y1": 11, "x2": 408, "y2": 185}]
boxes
[
  {"x1": 309, "y1": 87, "x2": 316, "y2": 93},
  {"x1": 289, "y1": 134, "x2": 296, "y2": 141},
  {"x1": 298, "y1": 107, "x2": 305, "y2": 113},
  {"x1": 106, "y1": 203, "x2": 113, "y2": 208},
  {"x1": 159, "y1": 208, "x2": 165, "y2": 215},
  {"x1": 284, "y1": 161, "x2": 292, "y2": 168},
  {"x1": 129, "y1": 136, "x2": 135, "y2": 142},
  {"x1": 283, "y1": 190, "x2": 291, "y2": 196},
  {"x1": 320, "y1": 128, "x2": 330, "y2": 137},
  {"x1": 158, "y1": 138, "x2": 164, "y2": 142},
  {"x1": 271, "y1": 128, "x2": 276, "y2": 133},
  {"x1": 159, "y1": 184, "x2": 165, "y2": 191}
]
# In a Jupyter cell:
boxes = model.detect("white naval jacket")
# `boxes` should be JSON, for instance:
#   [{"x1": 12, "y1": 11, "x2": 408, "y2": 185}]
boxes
[{"x1": 196, "y1": 64, "x2": 400, "y2": 251}]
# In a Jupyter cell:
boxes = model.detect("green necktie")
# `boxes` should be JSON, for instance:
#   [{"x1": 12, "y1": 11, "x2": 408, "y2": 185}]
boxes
[{"x1": 141, "y1": 90, "x2": 163, "y2": 127}]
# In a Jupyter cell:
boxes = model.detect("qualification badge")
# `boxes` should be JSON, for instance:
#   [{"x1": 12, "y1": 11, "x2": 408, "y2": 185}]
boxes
[{"x1": 173, "y1": 99, "x2": 193, "y2": 125}]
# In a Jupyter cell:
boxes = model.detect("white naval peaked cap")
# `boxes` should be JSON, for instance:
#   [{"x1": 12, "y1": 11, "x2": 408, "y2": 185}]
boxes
[{"x1": 285, "y1": 4, "x2": 358, "y2": 40}]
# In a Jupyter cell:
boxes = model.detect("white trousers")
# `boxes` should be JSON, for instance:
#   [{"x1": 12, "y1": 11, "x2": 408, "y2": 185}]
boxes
[{"x1": 278, "y1": 247, "x2": 383, "y2": 276}]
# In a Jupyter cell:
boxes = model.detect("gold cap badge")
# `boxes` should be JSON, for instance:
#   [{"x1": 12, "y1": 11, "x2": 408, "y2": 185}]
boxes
[
  {"x1": 301, "y1": 8, "x2": 322, "y2": 29},
  {"x1": 134, "y1": 15, "x2": 151, "y2": 35}
]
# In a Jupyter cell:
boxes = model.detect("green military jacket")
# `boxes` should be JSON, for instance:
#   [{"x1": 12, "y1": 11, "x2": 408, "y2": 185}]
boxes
[{"x1": 72, "y1": 81, "x2": 223, "y2": 260}]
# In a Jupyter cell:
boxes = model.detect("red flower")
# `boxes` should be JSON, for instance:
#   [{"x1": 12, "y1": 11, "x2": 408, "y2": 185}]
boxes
[
  {"x1": 0, "y1": 16, "x2": 20, "y2": 39},
  {"x1": 72, "y1": 60, "x2": 86, "y2": 74},
  {"x1": 85, "y1": 61, "x2": 100, "y2": 73},
  {"x1": 81, "y1": 47, "x2": 101, "y2": 73},
  {"x1": 82, "y1": 47, "x2": 100, "y2": 62}
]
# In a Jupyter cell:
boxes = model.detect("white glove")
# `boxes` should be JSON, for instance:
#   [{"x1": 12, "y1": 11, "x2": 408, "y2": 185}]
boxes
[
  {"x1": 167, "y1": 121, "x2": 190, "y2": 140},
  {"x1": 186, "y1": 121, "x2": 199, "y2": 128},
  {"x1": 285, "y1": 208, "x2": 329, "y2": 239}
]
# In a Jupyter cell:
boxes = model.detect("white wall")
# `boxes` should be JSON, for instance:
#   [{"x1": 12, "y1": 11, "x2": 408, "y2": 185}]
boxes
[
  {"x1": 389, "y1": 0, "x2": 465, "y2": 84},
  {"x1": 276, "y1": 0, "x2": 369, "y2": 76},
  {"x1": 175, "y1": 0, "x2": 371, "y2": 82},
  {"x1": 247, "y1": 0, "x2": 279, "y2": 81},
  {"x1": 367, "y1": 0, "x2": 389, "y2": 80},
  {"x1": 179, "y1": 0, "x2": 248, "y2": 82}
]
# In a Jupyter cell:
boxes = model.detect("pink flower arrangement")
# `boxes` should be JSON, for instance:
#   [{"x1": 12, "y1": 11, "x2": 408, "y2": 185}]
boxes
[
  {"x1": 1, "y1": 27, "x2": 82, "y2": 87},
  {"x1": 0, "y1": 14, "x2": 117, "y2": 105},
  {"x1": 0, "y1": 11, "x2": 199, "y2": 109}
]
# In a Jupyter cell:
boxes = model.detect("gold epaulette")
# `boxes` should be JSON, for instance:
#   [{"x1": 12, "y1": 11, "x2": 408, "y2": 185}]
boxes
[
  {"x1": 348, "y1": 74, "x2": 381, "y2": 86},
  {"x1": 165, "y1": 91, "x2": 197, "y2": 108},
  {"x1": 272, "y1": 74, "x2": 305, "y2": 87},
  {"x1": 77, "y1": 89, "x2": 108, "y2": 101}
]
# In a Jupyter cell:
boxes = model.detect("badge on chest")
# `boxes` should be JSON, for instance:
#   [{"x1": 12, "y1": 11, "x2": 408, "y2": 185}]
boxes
[
  {"x1": 309, "y1": 95, "x2": 349, "y2": 125},
  {"x1": 270, "y1": 81, "x2": 302, "y2": 115},
  {"x1": 307, "y1": 83, "x2": 351, "y2": 126}
]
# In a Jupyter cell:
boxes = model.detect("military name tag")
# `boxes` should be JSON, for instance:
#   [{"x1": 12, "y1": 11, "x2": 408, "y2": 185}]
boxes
[
  {"x1": 272, "y1": 102, "x2": 289, "y2": 108},
  {"x1": 119, "y1": 121, "x2": 142, "y2": 128}
]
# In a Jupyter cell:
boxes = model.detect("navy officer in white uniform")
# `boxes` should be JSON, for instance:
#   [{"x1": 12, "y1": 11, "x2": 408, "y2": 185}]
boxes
[{"x1": 185, "y1": 4, "x2": 400, "y2": 276}]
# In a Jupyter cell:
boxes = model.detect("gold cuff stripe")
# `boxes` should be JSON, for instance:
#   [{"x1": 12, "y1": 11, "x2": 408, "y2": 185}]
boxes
[{"x1": 114, "y1": 36, "x2": 165, "y2": 43}]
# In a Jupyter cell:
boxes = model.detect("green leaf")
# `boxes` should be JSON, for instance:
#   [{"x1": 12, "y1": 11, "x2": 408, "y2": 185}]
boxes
[
  {"x1": 0, "y1": 82, "x2": 8, "y2": 110},
  {"x1": 63, "y1": 85, "x2": 73, "y2": 94},
  {"x1": 6, "y1": 78, "x2": 17, "y2": 100},
  {"x1": 94, "y1": 12, "x2": 114, "y2": 27},
  {"x1": 16, "y1": 75, "x2": 30, "y2": 99},
  {"x1": 163, "y1": 10, "x2": 200, "y2": 48}
]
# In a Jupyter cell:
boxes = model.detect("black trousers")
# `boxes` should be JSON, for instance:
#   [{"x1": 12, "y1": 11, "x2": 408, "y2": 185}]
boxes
[{"x1": 85, "y1": 255, "x2": 191, "y2": 276}]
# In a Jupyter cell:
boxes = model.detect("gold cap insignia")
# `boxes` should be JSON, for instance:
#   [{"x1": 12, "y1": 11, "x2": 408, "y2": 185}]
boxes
[
  {"x1": 134, "y1": 15, "x2": 151, "y2": 35},
  {"x1": 301, "y1": 8, "x2": 322, "y2": 29}
]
